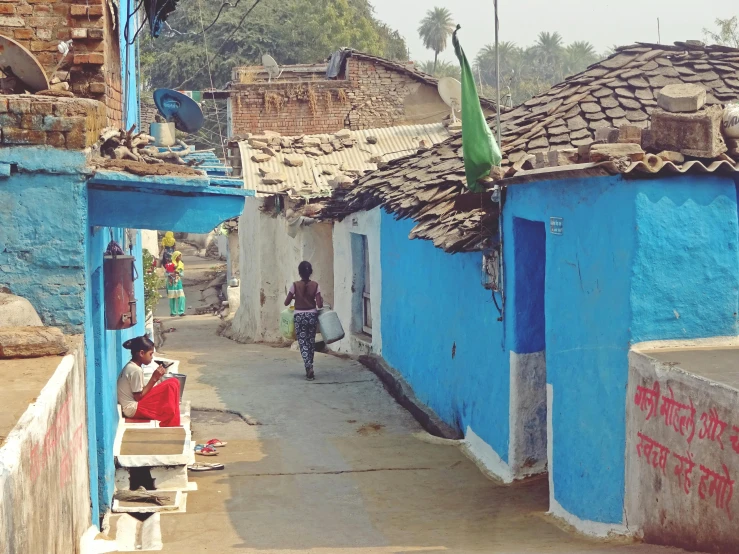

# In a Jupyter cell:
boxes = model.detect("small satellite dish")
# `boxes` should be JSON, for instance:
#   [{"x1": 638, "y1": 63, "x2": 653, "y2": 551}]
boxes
[
  {"x1": 153, "y1": 89, "x2": 205, "y2": 134},
  {"x1": 262, "y1": 54, "x2": 282, "y2": 83},
  {"x1": 438, "y1": 77, "x2": 462, "y2": 123},
  {"x1": 0, "y1": 35, "x2": 49, "y2": 93}
]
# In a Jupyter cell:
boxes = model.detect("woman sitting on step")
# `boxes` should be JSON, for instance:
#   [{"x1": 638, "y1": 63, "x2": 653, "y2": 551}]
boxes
[{"x1": 117, "y1": 335, "x2": 181, "y2": 427}]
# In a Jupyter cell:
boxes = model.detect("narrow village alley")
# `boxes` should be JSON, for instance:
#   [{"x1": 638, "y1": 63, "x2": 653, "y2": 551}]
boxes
[{"x1": 148, "y1": 249, "x2": 689, "y2": 554}]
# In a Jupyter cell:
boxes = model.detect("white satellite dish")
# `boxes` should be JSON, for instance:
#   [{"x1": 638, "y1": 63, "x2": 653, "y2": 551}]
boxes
[
  {"x1": 262, "y1": 54, "x2": 282, "y2": 83},
  {"x1": 438, "y1": 77, "x2": 462, "y2": 123}
]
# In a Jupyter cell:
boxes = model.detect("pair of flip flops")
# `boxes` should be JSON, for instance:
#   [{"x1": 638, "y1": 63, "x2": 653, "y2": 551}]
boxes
[
  {"x1": 189, "y1": 462, "x2": 224, "y2": 472},
  {"x1": 194, "y1": 439, "x2": 228, "y2": 456}
]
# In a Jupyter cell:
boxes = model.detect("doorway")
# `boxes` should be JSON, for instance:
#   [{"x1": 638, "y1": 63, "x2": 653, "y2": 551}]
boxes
[{"x1": 509, "y1": 217, "x2": 547, "y2": 477}]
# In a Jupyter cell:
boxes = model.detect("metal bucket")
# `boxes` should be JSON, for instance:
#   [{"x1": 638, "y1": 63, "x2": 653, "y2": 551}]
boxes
[
  {"x1": 150, "y1": 121, "x2": 176, "y2": 147},
  {"x1": 170, "y1": 373, "x2": 187, "y2": 400}
]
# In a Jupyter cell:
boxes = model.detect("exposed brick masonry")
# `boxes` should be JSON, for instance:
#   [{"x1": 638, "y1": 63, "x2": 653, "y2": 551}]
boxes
[
  {"x1": 230, "y1": 57, "x2": 430, "y2": 136},
  {"x1": 0, "y1": 94, "x2": 107, "y2": 148},
  {"x1": 0, "y1": 0, "x2": 122, "y2": 126}
]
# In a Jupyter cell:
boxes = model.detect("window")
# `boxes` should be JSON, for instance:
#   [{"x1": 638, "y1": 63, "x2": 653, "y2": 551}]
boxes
[
  {"x1": 362, "y1": 235, "x2": 371, "y2": 334},
  {"x1": 350, "y1": 233, "x2": 371, "y2": 336}
]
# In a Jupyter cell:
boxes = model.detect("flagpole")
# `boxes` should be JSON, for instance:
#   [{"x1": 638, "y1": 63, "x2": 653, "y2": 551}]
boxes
[{"x1": 494, "y1": 0, "x2": 501, "y2": 147}]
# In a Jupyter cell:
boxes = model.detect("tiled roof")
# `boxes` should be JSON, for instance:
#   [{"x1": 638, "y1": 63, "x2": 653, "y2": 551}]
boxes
[
  {"x1": 323, "y1": 42, "x2": 739, "y2": 254},
  {"x1": 237, "y1": 123, "x2": 449, "y2": 199}
]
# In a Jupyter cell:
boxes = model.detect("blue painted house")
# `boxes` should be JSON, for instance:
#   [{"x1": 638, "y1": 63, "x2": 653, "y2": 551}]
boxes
[
  {"x1": 324, "y1": 41, "x2": 739, "y2": 543},
  {"x1": 0, "y1": 1, "x2": 249, "y2": 536}
]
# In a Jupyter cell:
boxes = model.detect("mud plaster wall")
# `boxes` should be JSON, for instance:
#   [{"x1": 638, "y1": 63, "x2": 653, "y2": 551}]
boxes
[
  {"x1": 0, "y1": 148, "x2": 88, "y2": 332},
  {"x1": 232, "y1": 198, "x2": 335, "y2": 343},
  {"x1": 0, "y1": 0, "x2": 123, "y2": 125},
  {"x1": 0, "y1": 339, "x2": 91, "y2": 554},
  {"x1": 626, "y1": 351, "x2": 739, "y2": 553},
  {"x1": 229, "y1": 57, "x2": 448, "y2": 137}
]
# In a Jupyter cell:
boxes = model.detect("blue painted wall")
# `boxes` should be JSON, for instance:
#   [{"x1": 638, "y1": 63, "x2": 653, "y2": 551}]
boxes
[
  {"x1": 380, "y1": 211, "x2": 510, "y2": 459},
  {"x1": 84, "y1": 225, "x2": 145, "y2": 517},
  {"x1": 505, "y1": 173, "x2": 739, "y2": 525},
  {"x1": 0, "y1": 149, "x2": 89, "y2": 333}
]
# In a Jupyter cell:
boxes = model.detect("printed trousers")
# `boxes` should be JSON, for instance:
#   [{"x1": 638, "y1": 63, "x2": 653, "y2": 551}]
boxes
[{"x1": 294, "y1": 312, "x2": 318, "y2": 372}]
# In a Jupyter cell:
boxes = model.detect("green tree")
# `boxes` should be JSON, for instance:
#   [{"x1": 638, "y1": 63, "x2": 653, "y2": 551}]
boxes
[
  {"x1": 704, "y1": 16, "x2": 739, "y2": 48},
  {"x1": 141, "y1": 0, "x2": 409, "y2": 91},
  {"x1": 418, "y1": 59, "x2": 460, "y2": 79},
  {"x1": 563, "y1": 41, "x2": 599, "y2": 76},
  {"x1": 417, "y1": 7, "x2": 455, "y2": 72}
]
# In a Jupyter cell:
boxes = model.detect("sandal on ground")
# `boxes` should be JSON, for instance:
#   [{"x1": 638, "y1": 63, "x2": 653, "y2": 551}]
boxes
[
  {"x1": 194, "y1": 445, "x2": 219, "y2": 456},
  {"x1": 189, "y1": 462, "x2": 224, "y2": 471},
  {"x1": 306, "y1": 369, "x2": 315, "y2": 381},
  {"x1": 205, "y1": 438, "x2": 227, "y2": 448}
]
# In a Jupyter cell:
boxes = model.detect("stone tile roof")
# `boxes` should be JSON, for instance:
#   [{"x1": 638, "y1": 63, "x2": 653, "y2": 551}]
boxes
[{"x1": 321, "y1": 42, "x2": 739, "y2": 254}]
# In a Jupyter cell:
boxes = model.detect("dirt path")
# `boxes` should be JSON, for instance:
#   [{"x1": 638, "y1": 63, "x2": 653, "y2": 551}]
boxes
[{"x1": 151, "y1": 282, "x2": 691, "y2": 553}]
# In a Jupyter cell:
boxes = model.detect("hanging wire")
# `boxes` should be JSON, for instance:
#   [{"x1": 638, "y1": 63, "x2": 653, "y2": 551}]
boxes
[
  {"x1": 176, "y1": 0, "x2": 264, "y2": 90},
  {"x1": 197, "y1": 0, "x2": 227, "y2": 162}
]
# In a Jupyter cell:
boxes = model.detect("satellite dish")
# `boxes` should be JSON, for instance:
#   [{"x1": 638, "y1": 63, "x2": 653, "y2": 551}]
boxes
[
  {"x1": 0, "y1": 35, "x2": 49, "y2": 92},
  {"x1": 438, "y1": 77, "x2": 462, "y2": 123},
  {"x1": 262, "y1": 54, "x2": 282, "y2": 83},
  {"x1": 153, "y1": 88, "x2": 205, "y2": 134}
]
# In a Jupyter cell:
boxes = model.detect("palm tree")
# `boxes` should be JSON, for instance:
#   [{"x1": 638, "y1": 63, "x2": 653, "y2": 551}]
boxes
[
  {"x1": 533, "y1": 31, "x2": 564, "y2": 81},
  {"x1": 475, "y1": 41, "x2": 519, "y2": 85},
  {"x1": 563, "y1": 41, "x2": 599, "y2": 76},
  {"x1": 418, "y1": 7, "x2": 455, "y2": 72},
  {"x1": 418, "y1": 60, "x2": 460, "y2": 79}
]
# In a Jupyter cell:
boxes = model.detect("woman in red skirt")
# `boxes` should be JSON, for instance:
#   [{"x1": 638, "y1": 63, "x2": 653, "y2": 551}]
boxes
[{"x1": 117, "y1": 335, "x2": 181, "y2": 427}]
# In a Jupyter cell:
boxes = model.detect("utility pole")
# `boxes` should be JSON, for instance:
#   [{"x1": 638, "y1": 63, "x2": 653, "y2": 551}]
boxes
[{"x1": 494, "y1": 0, "x2": 501, "y2": 147}]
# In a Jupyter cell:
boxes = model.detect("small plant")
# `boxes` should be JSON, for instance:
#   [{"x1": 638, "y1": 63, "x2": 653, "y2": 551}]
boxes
[
  {"x1": 325, "y1": 90, "x2": 333, "y2": 111},
  {"x1": 238, "y1": 69, "x2": 257, "y2": 84},
  {"x1": 143, "y1": 249, "x2": 165, "y2": 317},
  {"x1": 307, "y1": 85, "x2": 318, "y2": 116},
  {"x1": 264, "y1": 92, "x2": 284, "y2": 114},
  {"x1": 337, "y1": 88, "x2": 348, "y2": 104}
]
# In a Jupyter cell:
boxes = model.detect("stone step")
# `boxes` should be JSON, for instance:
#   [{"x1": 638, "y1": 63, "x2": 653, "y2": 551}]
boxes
[
  {"x1": 106, "y1": 513, "x2": 163, "y2": 552},
  {"x1": 112, "y1": 490, "x2": 188, "y2": 514},
  {"x1": 114, "y1": 426, "x2": 192, "y2": 468}
]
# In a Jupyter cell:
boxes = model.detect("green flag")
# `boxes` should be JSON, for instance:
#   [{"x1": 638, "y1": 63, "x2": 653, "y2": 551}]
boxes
[{"x1": 452, "y1": 26, "x2": 502, "y2": 192}]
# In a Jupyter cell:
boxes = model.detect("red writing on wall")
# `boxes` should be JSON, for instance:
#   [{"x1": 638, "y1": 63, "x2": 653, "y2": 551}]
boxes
[
  {"x1": 633, "y1": 378, "x2": 739, "y2": 521},
  {"x1": 59, "y1": 423, "x2": 85, "y2": 488},
  {"x1": 29, "y1": 392, "x2": 73, "y2": 483}
]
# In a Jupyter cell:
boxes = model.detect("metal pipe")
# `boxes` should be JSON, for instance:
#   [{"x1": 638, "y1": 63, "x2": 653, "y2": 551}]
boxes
[{"x1": 494, "y1": 0, "x2": 502, "y2": 147}]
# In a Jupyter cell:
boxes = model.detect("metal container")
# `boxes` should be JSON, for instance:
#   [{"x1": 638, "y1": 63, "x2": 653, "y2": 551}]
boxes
[
  {"x1": 104, "y1": 255, "x2": 138, "y2": 330},
  {"x1": 150, "y1": 121, "x2": 176, "y2": 147},
  {"x1": 170, "y1": 373, "x2": 187, "y2": 401}
]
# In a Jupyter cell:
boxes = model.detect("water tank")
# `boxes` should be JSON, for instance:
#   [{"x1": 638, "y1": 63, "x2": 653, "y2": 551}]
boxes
[
  {"x1": 318, "y1": 308, "x2": 345, "y2": 344},
  {"x1": 104, "y1": 255, "x2": 138, "y2": 330}
]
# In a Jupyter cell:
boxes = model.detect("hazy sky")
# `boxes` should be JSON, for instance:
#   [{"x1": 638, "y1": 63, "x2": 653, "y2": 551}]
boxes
[{"x1": 370, "y1": 0, "x2": 736, "y2": 63}]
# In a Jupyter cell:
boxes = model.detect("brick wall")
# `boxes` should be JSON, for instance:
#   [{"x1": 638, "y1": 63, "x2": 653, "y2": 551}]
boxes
[
  {"x1": 0, "y1": 0, "x2": 122, "y2": 126},
  {"x1": 0, "y1": 94, "x2": 107, "y2": 148},
  {"x1": 229, "y1": 57, "x2": 435, "y2": 137}
]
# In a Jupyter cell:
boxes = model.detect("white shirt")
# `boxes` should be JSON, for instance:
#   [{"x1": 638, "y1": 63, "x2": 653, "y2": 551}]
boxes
[{"x1": 117, "y1": 361, "x2": 144, "y2": 417}]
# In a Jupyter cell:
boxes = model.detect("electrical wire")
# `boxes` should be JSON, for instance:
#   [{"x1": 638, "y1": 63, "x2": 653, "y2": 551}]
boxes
[
  {"x1": 175, "y1": 0, "x2": 265, "y2": 90},
  {"x1": 197, "y1": 0, "x2": 227, "y2": 162}
]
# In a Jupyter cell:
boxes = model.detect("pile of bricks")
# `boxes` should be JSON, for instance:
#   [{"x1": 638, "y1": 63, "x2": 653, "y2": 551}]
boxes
[
  {"x1": 229, "y1": 57, "x2": 429, "y2": 136},
  {"x1": 0, "y1": 94, "x2": 107, "y2": 149},
  {"x1": 0, "y1": 0, "x2": 122, "y2": 126}
]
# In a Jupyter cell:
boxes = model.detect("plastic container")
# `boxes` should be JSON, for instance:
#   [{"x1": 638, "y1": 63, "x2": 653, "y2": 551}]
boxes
[
  {"x1": 318, "y1": 308, "x2": 345, "y2": 344},
  {"x1": 280, "y1": 306, "x2": 296, "y2": 340}
]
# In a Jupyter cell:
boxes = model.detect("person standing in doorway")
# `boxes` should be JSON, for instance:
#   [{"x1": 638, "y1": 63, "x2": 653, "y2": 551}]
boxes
[
  {"x1": 284, "y1": 261, "x2": 323, "y2": 380},
  {"x1": 167, "y1": 251, "x2": 186, "y2": 317}
]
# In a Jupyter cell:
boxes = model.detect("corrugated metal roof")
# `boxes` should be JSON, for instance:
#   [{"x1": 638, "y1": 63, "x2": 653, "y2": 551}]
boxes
[{"x1": 238, "y1": 123, "x2": 450, "y2": 198}]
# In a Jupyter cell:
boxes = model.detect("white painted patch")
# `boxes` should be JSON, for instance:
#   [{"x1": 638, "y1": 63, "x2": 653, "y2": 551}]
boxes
[
  {"x1": 331, "y1": 207, "x2": 382, "y2": 355},
  {"x1": 631, "y1": 335, "x2": 739, "y2": 352},
  {"x1": 232, "y1": 198, "x2": 336, "y2": 343},
  {"x1": 509, "y1": 351, "x2": 547, "y2": 479},
  {"x1": 462, "y1": 426, "x2": 513, "y2": 483}
]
